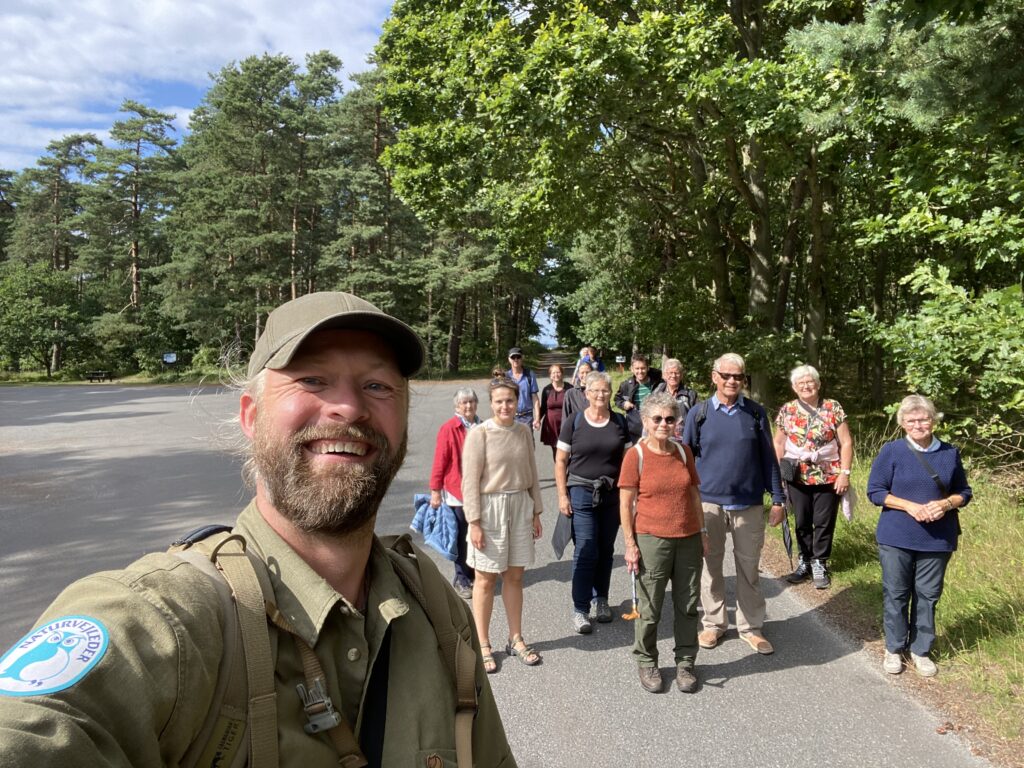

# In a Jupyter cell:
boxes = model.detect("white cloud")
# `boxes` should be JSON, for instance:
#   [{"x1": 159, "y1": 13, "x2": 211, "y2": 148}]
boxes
[{"x1": 0, "y1": 0, "x2": 393, "y2": 169}]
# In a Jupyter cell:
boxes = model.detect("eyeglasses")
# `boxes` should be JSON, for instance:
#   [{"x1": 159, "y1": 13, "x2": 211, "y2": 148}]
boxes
[
  {"x1": 509, "y1": 355, "x2": 522, "y2": 360},
  {"x1": 714, "y1": 371, "x2": 745, "y2": 382},
  {"x1": 587, "y1": 389, "x2": 611, "y2": 396},
  {"x1": 649, "y1": 415, "x2": 677, "y2": 425},
  {"x1": 905, "y1": 418, "x2": 932, "y2": 425}
]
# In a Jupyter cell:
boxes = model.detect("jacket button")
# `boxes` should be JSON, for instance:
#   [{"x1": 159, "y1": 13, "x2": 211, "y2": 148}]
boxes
[{"x1": 347, "y1": 648, "x2": 361, "y2": 661}]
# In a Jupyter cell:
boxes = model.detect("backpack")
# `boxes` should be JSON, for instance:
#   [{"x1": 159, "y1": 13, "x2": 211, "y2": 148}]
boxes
[{"x1": 168, "y1": 527, "x2": 478, "y2": 768}]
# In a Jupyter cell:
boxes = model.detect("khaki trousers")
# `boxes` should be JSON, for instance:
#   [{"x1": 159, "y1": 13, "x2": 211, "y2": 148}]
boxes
[{"x1": 700, "y1": 503, "x2": 766, "y2": 634}]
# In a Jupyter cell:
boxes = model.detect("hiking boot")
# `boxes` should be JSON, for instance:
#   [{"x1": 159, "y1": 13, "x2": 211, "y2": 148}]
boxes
[
  {"x1": 572, "y1": 611, "x2": 593, "y2": 635},
  {"x1": 911, "y1": 652, "x2": 938, "y2": 677},
  {"x1": 786, "y1": 558, "x2": 811, "y2": 584},
  {"x1": 593, "y1": 598, "x2": 613, "y2": 623},
  {"x1": 453, "y1": 578, "x2": 473, "y2": 600},
  {"x1": 883, "y1": 651, "x2": 903, "y2": 675},
  {"x1": 675, "y1": 664, "x2": 698, "y2": 693},
  {"x1": 638, "y1": 666, "x2": 662, "y2": 693},
  {"x1": 811, "y1": 559, "x2": 831, "y2": 589}
]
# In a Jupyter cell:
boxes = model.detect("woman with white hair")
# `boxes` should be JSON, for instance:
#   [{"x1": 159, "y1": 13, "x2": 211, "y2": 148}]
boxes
[
  {"x1": 867, "y1": 395, "x2": 971, "y2": 678},
  {"x1": 429, "y1": 387, "x2": 482, "y2": 598},
  {"x1": 773, "y1": 364, "x2": 854, "y2": 588}
]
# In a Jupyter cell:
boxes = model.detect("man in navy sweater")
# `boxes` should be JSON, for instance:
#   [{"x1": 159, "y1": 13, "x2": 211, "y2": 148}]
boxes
[{"x1": 682, "y1": 353, "x2": 785, "y2": 655}]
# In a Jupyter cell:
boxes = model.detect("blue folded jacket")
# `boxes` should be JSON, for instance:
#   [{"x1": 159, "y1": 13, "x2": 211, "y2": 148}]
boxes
[{"x1": 410, "y1": 493, "x2": 459, "y2": 562}]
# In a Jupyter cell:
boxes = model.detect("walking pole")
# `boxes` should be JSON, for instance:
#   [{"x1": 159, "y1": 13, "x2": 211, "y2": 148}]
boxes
[{"x1": 622, "y1": 570, "x2": 640, "y2": 620}]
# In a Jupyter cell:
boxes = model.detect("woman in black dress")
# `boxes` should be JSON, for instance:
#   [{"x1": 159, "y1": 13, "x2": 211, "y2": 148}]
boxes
[{"x1": 540, "y1": 364, "x2": 567, "y2": 459}]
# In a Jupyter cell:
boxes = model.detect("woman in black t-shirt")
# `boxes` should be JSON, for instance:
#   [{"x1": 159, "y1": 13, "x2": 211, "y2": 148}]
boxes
[{"x1": 554, "y1": 371, "x2": 632, "y2": 635}]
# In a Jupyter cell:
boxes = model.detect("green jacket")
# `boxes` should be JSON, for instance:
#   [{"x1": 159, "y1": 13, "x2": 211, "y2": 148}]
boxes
[{"x1": 0, "y1": 502, "x2": 516, "y2": 768}]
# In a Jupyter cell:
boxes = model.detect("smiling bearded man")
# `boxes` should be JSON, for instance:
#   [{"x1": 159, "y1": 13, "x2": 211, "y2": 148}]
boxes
[{"x1": 252, "y1": 414, "x2": 408, "y2": 536}]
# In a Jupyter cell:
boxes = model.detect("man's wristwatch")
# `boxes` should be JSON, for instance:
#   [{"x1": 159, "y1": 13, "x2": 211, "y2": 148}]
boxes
[{"x1": 840, "y1": 469, "x2": 852, "y2": 476}]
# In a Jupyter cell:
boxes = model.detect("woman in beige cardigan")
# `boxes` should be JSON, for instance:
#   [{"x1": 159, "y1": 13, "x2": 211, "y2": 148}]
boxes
[{"x1": 462, "y1": 377, "x2": 544, "y2": 672}]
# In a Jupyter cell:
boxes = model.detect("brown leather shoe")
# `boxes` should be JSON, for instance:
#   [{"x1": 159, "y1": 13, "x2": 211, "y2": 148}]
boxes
[
  {"x1": 697, "y1": 629, "x2": 723, "y2": 649},
  {"x1": 638, "y1": 666, "x2": 662, "y2": 693},
  {"x1": 675, "y1": 664, "x2": 697, "y2": 693},
  {"x1": 741, "y1": 633, "x2": 774, "y2": 655}
]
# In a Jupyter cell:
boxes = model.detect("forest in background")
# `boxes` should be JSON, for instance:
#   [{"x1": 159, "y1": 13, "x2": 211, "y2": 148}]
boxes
[{"x1": 2, "y1": 0, "x2": 1023, "y2": 468}]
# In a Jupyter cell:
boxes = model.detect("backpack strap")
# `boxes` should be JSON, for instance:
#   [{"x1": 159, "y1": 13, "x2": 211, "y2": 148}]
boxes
[
  {"x1": 381, "y1": 534, "x2": 477, "y2": 768},
  {"x1": 635, "y1": 440, "x2": 686, "y2": 480},
  {"x1": 211, "y1": 535, "x2": 279, "y2": 768},
  {"x1": 170, "y1": 530, "x2": 278, "y2": 768}
]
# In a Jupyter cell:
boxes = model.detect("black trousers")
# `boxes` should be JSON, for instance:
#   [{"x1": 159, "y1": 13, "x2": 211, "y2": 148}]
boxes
[{"x1": 788, "y1": 482, "x2": 840, "y2": 561}]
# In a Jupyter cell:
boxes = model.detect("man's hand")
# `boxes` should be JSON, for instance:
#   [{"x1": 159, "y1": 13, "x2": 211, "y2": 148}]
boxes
[
  {"x1": 768, "y1": 503, "x2": 785, "y2": 527},
  {"x1": 623, "y1": 401, "x2": 634, "y2": 411}
]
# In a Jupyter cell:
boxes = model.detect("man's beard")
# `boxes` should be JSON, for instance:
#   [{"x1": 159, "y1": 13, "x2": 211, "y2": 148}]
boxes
[{"x1": 252, "y1": 417, "x2": 407, "y2": 536}]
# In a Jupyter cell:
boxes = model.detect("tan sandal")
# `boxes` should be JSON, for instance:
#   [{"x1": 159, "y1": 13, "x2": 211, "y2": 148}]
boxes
[
  {"x1": 480, "y1": 643, "x2": 497, "y2": 674},
  {"x1": 506, "y1": 635, "x2": 541, "y2": 666}
]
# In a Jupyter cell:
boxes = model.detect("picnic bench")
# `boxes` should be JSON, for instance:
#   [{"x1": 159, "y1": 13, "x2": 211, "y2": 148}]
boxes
[{"x1": 86, "y1": 371, "x2": 113, "y2": 382}]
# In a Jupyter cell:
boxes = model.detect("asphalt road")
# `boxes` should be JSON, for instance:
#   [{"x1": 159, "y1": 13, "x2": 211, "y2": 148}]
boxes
[{"x1": 0, "y1": 382, "x2": 990, "y2": 767}]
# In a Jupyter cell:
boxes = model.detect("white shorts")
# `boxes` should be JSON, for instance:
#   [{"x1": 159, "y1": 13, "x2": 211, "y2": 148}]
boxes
[{"x1": 467, "y1": 490, "x2": 536, "y2": 573}]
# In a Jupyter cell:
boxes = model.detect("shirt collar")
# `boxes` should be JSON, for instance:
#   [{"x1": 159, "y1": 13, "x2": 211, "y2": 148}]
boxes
[
  {"x1": 234, "y1": 501, "x2": 409, "y2": 646},
  {"x1": 456, "y1": 414, "x2": 480, "y2": 429},
  {"x1": 905, "y1": 435, "x2": 941, "y2": 453},
  {"x1": 711, "y1": 393, "x2": 746, "y2": 410}
]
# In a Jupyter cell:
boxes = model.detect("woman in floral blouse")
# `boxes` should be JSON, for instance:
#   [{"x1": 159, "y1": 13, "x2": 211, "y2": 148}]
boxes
[{"x1": 773, "y1": 365, "x2": 854, "y2": 589}]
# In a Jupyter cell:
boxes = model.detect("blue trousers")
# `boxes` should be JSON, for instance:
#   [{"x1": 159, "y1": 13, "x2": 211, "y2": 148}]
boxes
[
  {"x1": 452, "y1": 505, "x2": 475, "y2": 584},
  {"x1": 878, "y1": 544, "x2": 952, "y2": 656},
  {"x1": 569, "y1": 485, "x2": 620, "y2": 613}
]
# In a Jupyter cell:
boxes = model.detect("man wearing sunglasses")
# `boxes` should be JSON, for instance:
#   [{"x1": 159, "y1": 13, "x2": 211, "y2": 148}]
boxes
[{"x1": 682, "y1": 353, "x2": 785, "y2": 656}]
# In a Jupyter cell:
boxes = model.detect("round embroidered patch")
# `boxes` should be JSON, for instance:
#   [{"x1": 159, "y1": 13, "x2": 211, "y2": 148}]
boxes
[{"x1": 0, "y1": 616, "x2": 109, "y2": 696}]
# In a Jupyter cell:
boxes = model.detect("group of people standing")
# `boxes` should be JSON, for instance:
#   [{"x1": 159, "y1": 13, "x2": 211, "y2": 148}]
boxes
[{"x1": 427, "y1": 346, "x2": 971, "y2": 691}]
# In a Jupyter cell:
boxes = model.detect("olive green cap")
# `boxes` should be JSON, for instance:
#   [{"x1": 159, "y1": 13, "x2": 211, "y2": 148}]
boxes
[{"x1": 247, "y1": 292, "x2": 425, "y2": 377}]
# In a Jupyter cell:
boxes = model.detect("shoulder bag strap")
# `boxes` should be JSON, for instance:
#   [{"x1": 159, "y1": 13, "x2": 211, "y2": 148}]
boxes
[{"x1": 906, "y1": 443, "x2": 949, "y2": 496}]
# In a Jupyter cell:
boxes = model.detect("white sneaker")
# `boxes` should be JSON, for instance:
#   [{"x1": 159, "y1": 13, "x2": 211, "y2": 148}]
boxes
[
  {"x1": 911, "y1": 652, "x2": 938, "y2": 677},
  {"x1": 883, "y1": 651, "x2": 903, "y2": 675}
]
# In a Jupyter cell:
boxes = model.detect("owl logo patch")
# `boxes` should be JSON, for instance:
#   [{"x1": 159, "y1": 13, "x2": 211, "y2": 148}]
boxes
[{"x1": 0, "y1": 616, "x2": 109, "y2": 696}]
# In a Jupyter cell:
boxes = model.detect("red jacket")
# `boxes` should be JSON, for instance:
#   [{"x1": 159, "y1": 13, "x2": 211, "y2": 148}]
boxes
[{"x1": 430, "y1": 415, "x2": 471, "y2": 502}]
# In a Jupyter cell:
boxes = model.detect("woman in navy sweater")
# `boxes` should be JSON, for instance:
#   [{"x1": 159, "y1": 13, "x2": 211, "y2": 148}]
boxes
[{"x1": 867, "y1": 395, "x2": 972, "y2": 678}]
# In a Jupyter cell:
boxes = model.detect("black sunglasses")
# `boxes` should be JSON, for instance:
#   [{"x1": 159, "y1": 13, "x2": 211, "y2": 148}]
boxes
[
  {"x1": 509, "y1": 354, "x2": 523, "y2": 360},
  {"x1": 714, "y1": 371, "x2": 745, "y2": 382},
  {"x1": 650, "y1": 415, "x2": 677, "y2": 425}
]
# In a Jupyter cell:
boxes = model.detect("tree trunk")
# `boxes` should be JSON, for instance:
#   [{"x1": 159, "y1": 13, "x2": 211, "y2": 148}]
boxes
[
  {"x1": 446, "y1": 293, "x2": 466, "y2": 373},
  {"x1": 50, "y1": 319, "x2": 61, "y2": 376},
  {"x1": 871, "y1": 249, "x2": 887, "y2": 407},
  {"x1": 773, "y1": 171, "x2": 808, "y2": 333},
  {"x1": 491, "y1": 286, "x2": 501, "y2": 358},
  {"x1": 130, "y1": 146, "x2": 142, "y2": 312},
  {"x1": 688, "y1": 142, "x2": 738, "y2": 328},
  {"x1": 804, "y1": 147, "x2": 834, "y2": 367}
]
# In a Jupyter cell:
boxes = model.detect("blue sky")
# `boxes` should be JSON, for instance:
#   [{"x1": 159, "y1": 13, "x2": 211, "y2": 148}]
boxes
[{"x1": 0, "y1": 0, "x2": 393, "y2": 171}]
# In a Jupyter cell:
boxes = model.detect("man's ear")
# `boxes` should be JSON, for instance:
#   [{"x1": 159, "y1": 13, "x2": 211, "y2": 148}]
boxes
[{"x1": 239, "y1": 390, "x2": 258, "y2": 439}]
